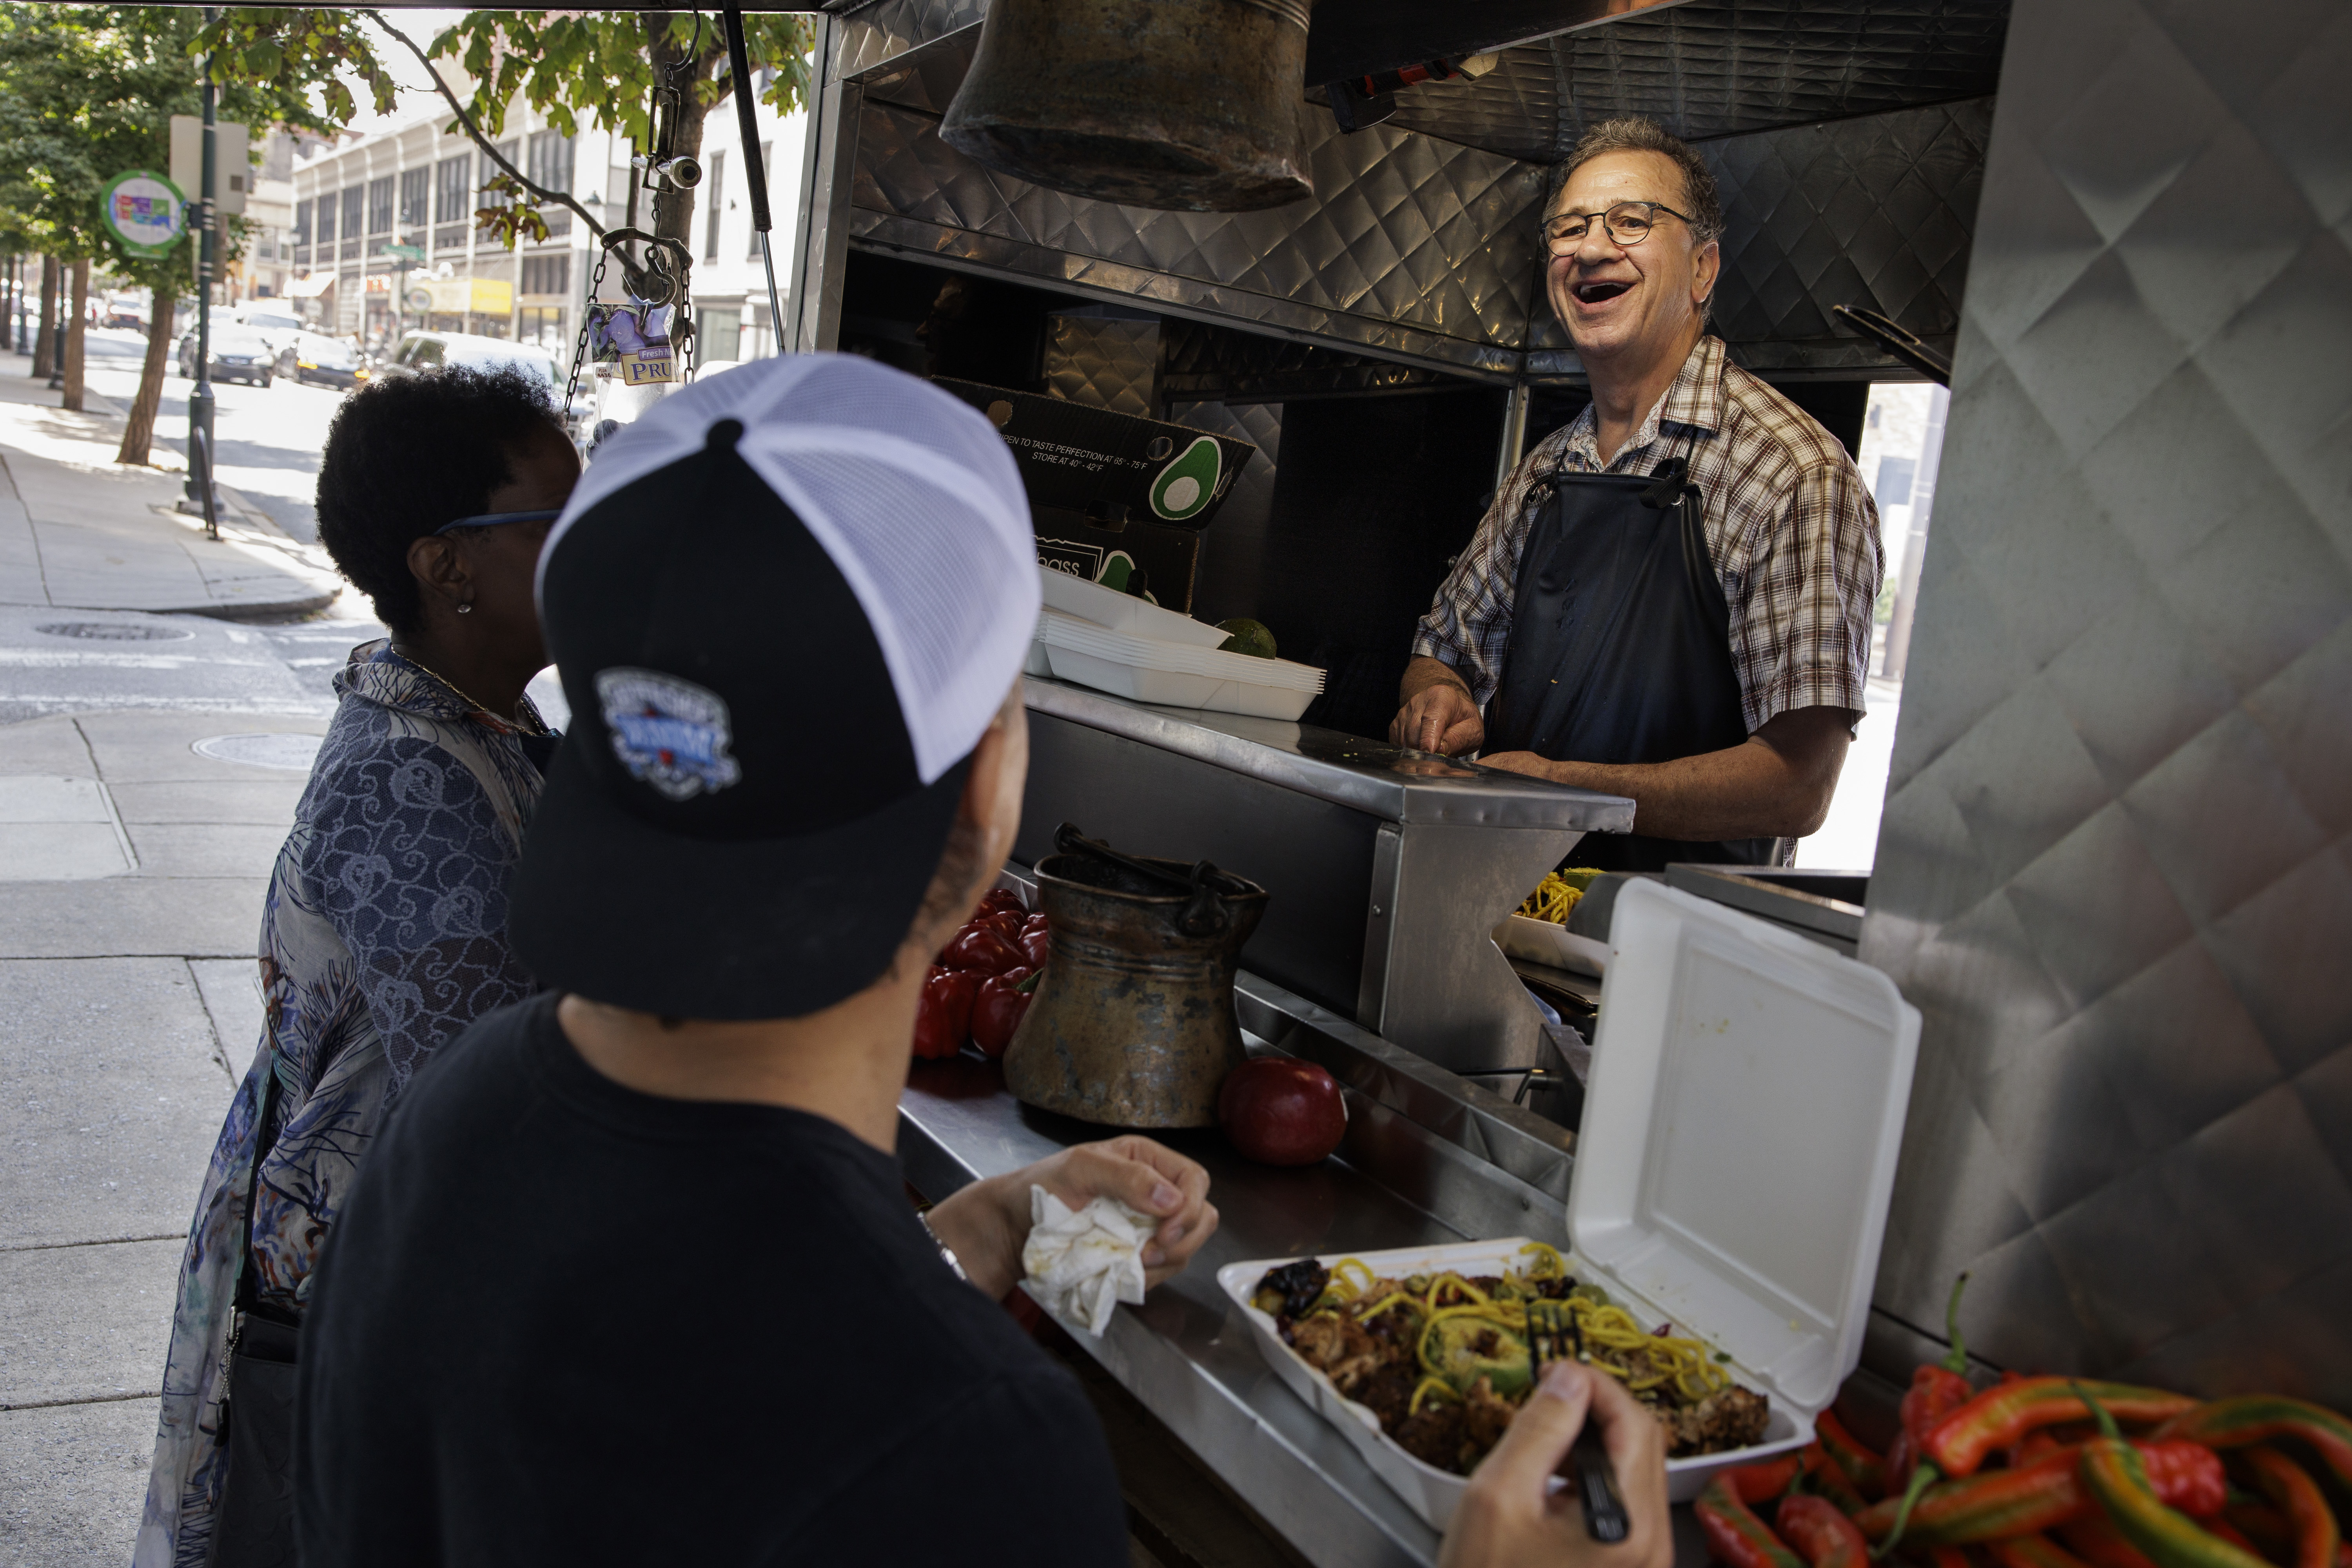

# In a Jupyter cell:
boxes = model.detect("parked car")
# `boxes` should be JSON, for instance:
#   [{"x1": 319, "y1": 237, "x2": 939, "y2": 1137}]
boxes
[
  {"x1": 378, "y1": 330, "x2": 560, "y2": 391},
  {"x1": 274, "y1": 330, "x2": 368, "y2": 390},
  {"x1": 175, "y1": 323, "x2": 275, "y2": 387},
  {"x1": 233, "y1": 305, "x2": 307, "y2": 358}
]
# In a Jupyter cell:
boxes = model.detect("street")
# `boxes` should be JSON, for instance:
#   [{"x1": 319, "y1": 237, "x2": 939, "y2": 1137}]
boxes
[{"x1": 76, "y1": 324, "x2": 346, "y2": 544}]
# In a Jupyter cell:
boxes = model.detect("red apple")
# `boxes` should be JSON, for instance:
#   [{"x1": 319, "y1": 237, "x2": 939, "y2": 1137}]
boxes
[{"x1": 1218, "y1": 1058, "x2": 1347, "y2": 1166}]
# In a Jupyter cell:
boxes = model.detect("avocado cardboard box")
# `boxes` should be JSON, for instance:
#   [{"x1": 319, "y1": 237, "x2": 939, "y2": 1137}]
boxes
[{"x1": 933, "y1": 378, "x2": 1258, "y2": 614}]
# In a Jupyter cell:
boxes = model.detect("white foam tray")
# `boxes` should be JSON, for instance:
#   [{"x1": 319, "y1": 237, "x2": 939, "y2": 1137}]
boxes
[
  {"x1": 1044, "y1": 644, "x2": 1317, "y2": 720},
  {"x1": 1218, "y1": 1238, "x2": 1807, "y2": 1531},
  {"x1": 1494, "y1": 913, "x2": 1611, "y2": 976},
  {"x1": 1039, "y1": 608, "x2": 1325, "y2": 692},
  {"x1": 1039, "y1": 565, "x2": 1231, "y2": 648}
]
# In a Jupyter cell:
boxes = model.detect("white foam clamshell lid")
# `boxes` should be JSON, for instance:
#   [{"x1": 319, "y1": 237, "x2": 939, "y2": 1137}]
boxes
[
  {"x1": 541, "y1": 355, "x2": 1040, "y2": 785},
  {"x1": 1038, "y1": 567, "x2": 1231, "y2": 649},
  {"x1": 1037, "y1": 609, "x2": 1324, "y2": 692}
]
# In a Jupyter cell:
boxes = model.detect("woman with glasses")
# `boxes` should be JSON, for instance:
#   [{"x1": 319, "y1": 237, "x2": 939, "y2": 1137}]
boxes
[{"x1": 137, "y1": 365, "x2": 577, "y2": 1567}]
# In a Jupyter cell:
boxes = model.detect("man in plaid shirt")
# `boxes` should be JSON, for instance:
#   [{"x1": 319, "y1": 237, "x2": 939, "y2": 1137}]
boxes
[{"x1": 1392, "y1": 118, "x2": 1882, "y2": 859}]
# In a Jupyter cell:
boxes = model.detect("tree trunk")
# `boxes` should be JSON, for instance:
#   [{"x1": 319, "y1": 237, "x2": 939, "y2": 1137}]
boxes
[
  {"x1": 61, "y1": 259, "x2": 88, "y2": 412},
  {"x1": 32, "y1": 255, "x2": 56, "y2": 378},
  {"x1": 117, "y1": 283, "x2": 177, "y2": 466}
]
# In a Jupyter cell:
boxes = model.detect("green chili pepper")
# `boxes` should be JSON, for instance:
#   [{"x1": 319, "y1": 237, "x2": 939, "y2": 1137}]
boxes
[{"x1": 2073, "y1": 1386, "x2": 2269, "y2": 1568}]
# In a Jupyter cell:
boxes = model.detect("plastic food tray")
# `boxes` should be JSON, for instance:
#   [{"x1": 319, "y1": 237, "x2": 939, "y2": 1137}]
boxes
[
  {"x1": 1217, "y1": 1238, "x2": 1806, "y2": 1530},
  {"x1": 1038, "y1": 565, "x2": 1232, "y2": 648},
  {"x1": 1225, "y1": 881, "x2": 1922, "y2": 1527}
]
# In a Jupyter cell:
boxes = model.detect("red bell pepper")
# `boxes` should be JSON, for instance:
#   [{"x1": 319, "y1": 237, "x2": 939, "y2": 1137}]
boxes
[
  {"x1": 912, "y1": 966, "x2": 980, "y2": 1059},
  {"x1": 940, "y1": 924, "x2": 1025, "y2": 975},
  {"x1": 1924, "y1": 1381, "x2": 2202, "y2": 1478},
  {"x1": 975, "y1": 888, "x2": 1026, "y2": 921},
  {"x1": 2240, "y1": 1448, "x2": 2340, "y2": 1568},
  {"x1": 1699, "y1": 1474, "x2": 1806, "y2": 1568},
  {"x1": 2154, "y1": 1398, "x2": 2352, "y2": 1491},
  {"x1": 970, "y1": 967, "x2": 1039, "y2": 1058},
  {"x1": 1019, "y1": 916, "x2": 1051, "y2": 970},
  {"x1": 1778, "y1": 1495, "x2": 1869, "y2": 1568}
]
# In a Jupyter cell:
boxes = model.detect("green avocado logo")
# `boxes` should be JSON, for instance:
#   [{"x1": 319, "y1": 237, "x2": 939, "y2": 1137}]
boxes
[{"x1": 1149, "y1": 436, "x2": 1222, "y2": 521}]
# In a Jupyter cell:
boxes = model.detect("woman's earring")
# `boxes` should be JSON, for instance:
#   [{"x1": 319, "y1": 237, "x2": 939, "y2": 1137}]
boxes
[{"x1": 456, "y1": 601, "x2": 474, "y2": 615}]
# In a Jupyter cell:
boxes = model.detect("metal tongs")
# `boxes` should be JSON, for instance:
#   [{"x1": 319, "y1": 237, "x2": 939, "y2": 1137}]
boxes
[
  {"x1": 1527, "y1": 1298, "x2": 1631, "y2": 1543},
  {"x1": 1053, "y1": 822, "x2": 1246, "y2": 937}
]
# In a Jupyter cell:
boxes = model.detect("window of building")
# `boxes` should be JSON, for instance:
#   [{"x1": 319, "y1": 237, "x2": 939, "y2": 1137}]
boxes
[
  {"x1": 528, "y1": 131, "x2": 575, "y2": 237},
  {"x1": 341, "y1": 187, "x2": 365, "y2": 256},
  {"x1": 519, "y1": 305, "x2": 565, "y2": 352},
  {"x1": 519, "y1": 254, "x2": 570, "y2": 297},
  {"x1": 367, "y1": 175, "x2": 394, "y2": 234},
  {"x1": 399, "y1": 167, "x2": 430, "y2": 229},
  {"x1": 435, "y1": 155, "x2": 471, "y2": 223},
  {"x1": 315, "y1": 191, "x2": 336, "y2": 243},
  {"x1": 700, "y1": 306, "x2": 742, "y2": 364},
  {"x1": 748, "y1": 143, "x2": 770, "y2": 259},
  {"x1": 703, "y1": 149, "x2": 725, "y2": 262},
  {"x1": 293, "y1": 198, "x2": 312, "y2": 248}
]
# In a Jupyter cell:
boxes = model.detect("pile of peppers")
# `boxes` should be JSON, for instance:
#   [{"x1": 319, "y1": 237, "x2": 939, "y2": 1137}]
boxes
[
  {"x1": 912, "y1": 888, "x2": 1051, "y2": 1060},
  {"x1": 1698, "y1": 1275, "x2": 2352, "y2": 1568}
]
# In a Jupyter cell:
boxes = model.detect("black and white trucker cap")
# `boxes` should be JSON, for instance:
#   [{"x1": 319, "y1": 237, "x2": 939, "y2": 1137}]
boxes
[{"x1": 508, "y1": 354, "x2": 1039, "y2": 1020}]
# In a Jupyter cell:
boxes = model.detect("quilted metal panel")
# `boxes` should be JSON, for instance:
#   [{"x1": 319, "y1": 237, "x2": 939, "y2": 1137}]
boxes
[
  {"x1": 848, "y1": 97, "x2": 1546, "y2": 378},
  {"x1": 832, "y1": 0, "x2": 984, "y2": 81},
  {"x1": 1379, "y1": 0, "x2": 2009, "y2": 158},
  {"x1": 1043, "y1": 316, "x2": 1160, "y2": 418},
  {"x1": 1858, "y1": 0, "x2": 2352, "y2": 1406},
  {"x1": 1161, "y1": 320, "x2": 1453, "y2": 402}
]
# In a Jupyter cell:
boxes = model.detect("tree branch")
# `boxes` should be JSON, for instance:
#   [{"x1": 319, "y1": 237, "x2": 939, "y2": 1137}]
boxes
[{"x1": 363, "y1": 9, "x2": 607, "y2": 244}]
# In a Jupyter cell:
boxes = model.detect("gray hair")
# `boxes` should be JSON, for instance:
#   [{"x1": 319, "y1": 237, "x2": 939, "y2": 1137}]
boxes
[{"x1": 1551, "y1": 117, "x2": 1726, "y2": 246}]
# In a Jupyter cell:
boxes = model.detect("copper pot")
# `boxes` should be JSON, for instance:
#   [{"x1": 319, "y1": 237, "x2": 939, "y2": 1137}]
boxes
[
  {"x1": 939, "y1": 0, "x2": 1314, "y2": 212},
  {"x1": 1002, "y1": 848, "x2": 1268, "y2": 1127}
]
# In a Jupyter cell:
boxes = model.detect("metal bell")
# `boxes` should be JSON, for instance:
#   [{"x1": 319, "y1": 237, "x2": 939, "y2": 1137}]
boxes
[{"x1": 940, "y1": 0, "x2": 1315, "y2": 213}]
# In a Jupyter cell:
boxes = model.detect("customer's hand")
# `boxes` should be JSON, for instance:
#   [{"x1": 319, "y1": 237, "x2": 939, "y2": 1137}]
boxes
[
  {"x1": 922, "y1": 1135, "x2": 1217, "y2": 1299},
  {"x1": 1438, "y1": 1361, "x2": 1673, "y2": 1568}
]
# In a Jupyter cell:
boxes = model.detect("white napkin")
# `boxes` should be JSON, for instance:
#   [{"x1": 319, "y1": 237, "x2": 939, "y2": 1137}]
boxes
[{"x1": 1018, "y1": 1185, "x2": 1155, "y2": 1336}]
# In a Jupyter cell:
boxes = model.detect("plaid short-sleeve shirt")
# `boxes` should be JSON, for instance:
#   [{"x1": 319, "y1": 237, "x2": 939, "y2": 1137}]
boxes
[{"x1": 1413, "y1": 336, "x2": 1883, "y2": 736}]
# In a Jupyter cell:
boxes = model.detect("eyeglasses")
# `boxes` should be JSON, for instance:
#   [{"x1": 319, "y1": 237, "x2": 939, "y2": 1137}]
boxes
[
  {"x1": 1543, "y1": 200, "x2": 1693, "y2": 254},
  {"x1": 434, "y1": 509, "x2": 561, "y2": 537}
]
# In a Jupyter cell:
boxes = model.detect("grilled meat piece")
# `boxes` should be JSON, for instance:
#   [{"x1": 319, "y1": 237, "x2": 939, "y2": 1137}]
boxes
[
  {"x1": 1662, "y1": 1384, "x2": 1771, "y2": 1457},
  {"x1": 1395, "y1": 1399, "x2": 1465, "y2": 1472}
]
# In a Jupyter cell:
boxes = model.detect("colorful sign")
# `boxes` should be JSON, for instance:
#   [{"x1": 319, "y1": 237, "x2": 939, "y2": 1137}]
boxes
[{"x1": 101, "y1": 170, "x2": 185, "y2": 258}]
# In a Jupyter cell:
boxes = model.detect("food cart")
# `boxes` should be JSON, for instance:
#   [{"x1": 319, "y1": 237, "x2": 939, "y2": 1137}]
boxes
[{"x1": 792, "y1": 0, "x2": 2350, "y2": 1562}]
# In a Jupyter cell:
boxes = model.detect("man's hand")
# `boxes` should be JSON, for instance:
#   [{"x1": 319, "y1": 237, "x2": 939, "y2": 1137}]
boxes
[
  {"x1": 1391, "y1": 657, "x2": 1485, "y2": 755},
  {"x1": 1439, "y1": 1361, "x2": 1672, "y2": 1568},
  {"x1": 921, "y1": 1136, "x2": 1218, "y2": 1299}
]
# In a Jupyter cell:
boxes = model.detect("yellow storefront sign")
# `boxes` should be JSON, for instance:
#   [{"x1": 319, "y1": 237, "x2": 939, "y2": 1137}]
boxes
[{"x1": 425, "y1": 277, "x2": 514, "y2": 316}]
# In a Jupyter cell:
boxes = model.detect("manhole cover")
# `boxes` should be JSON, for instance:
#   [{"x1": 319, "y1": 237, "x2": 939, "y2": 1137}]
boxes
[
  {"x1": 191, "y1": 733, "x2": 322, "y2": 772},
  {"x1": 36, "y1": 621, "x2": 195, "y2": 641}
]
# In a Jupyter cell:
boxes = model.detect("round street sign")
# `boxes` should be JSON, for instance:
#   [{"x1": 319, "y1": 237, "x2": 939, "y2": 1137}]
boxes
[
  {"x1": 102, "y1": 169, "x2": 186, "y2": 258},
  {"x1": 403, "y1": 286, "x2": 432, "y2": 312}
]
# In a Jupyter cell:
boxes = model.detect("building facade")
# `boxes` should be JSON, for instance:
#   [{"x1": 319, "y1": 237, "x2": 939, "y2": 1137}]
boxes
[{"x1": 282, "y1": 85, "x2": 803, "y2": 371}]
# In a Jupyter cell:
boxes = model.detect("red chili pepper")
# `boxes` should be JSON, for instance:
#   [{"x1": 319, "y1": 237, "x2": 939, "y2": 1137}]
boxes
[
  {"x1": 1019, "y1": 920, "x2": 1051, "y2": 970},
  {"x1": 2223, "y1": 1503, "x2": 2295, "y2": 1564},
  {"x1": 2073, "y1": 1390, "x2": 2269, "y2": 1568},
  {"x1": 912, "y1": 966, "x2": 980, "y2": 1059},
  {"x1": 1889, "y1": 1275, "x2": 1980, "y2": 1499},
  {"x1": 2061, "y1": 1515, "x2": 2163, "y2": 1568},
  {"x1": 1924, "y1": 1381, "x2": 2203, "y2": 1478},
  {"x1": 1857, "y1": 1443, "x2": 2224, "y2": 1547},
  {"x1": 1990, "y1": 1534, "x2": 2101, "y2": 1568},
  {"x1": 1699, "y1": 1474, "x2": 1807, "y2": 1568},
  {"x1": 1801, "y1": 1444, "x2": 1870, "y2": 1516},
  {"x1": 2153, "y1": 1399, "x2": 2352, "y2": 1492},
  {"x1": 1928, "y1": 1548, "x2": 1973, "y2": 1568},
  {"x1": 1817, "y1": 1409, "x2": 1887, "y2": 1499},
  {"x1": 1725, "y1": 1454, "x2": 1806, "y2": 1505},
  {"x1": 2239, "y1": 1448, "x2": 2340, "y2": 1568},
  {"x1": 969, "y1": 967, "x2": 1039, "y2": 1058},
  {"x1": 940, "y1": 924, "x2": 1025, "y2": 975},
  {"x1": 1779, "y1": 1495, "x2": 1870, "y2": 1568}
]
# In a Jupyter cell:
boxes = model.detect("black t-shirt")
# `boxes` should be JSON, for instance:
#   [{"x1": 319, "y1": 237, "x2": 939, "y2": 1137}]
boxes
[{"x1": 295, "y1": 992, "x2": 1127, "y2": 1567}]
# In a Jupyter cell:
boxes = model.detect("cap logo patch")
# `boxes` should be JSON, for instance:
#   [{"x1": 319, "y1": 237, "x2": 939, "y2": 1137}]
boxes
[{"x1": 595, "y1": 668, "x2": 743, "y2": 800}]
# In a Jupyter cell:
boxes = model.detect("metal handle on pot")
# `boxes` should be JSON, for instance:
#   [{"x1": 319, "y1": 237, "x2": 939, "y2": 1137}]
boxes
[{"x1": 1052, "y1": 823, "x2": 1240, "y2": 937}]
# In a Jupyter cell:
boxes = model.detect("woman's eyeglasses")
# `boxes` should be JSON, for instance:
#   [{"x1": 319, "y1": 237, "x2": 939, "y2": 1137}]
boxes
[
  {"x1": 434, "y1": 509, "x2": 561, "y2": 537},
  {"x1": 1543, "y1": 200, "x2": 1693, "y2": 254}
]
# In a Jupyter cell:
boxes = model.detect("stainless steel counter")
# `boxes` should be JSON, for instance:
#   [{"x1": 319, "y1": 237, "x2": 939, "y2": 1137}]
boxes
[
  {"x1": 1019, "y1": 678, "x2": 1634, "y2": 1082},
  {"x1": 900, "y1": 968, "x2": 1576, "y2": 1568}
]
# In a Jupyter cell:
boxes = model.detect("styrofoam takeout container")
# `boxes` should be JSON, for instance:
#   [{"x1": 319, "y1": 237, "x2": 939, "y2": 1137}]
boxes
[
  {"x1": 1036, "y1": 607, "x2": 1324, "y2": 720},
  {"x1": 1038, "y1": 564, "x2": 1232, "y2": 648},
  {"x1": 1224, "y1": 880, "x2": 1921, "y2": 1527},
  {"x1": 1492, "y1": 912, "x2": 1610, "y2": 976}
]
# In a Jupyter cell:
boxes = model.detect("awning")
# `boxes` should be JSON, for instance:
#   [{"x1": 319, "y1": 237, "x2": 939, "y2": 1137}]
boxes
[{"x1": 285, "y1": 272, "x2": 336, "y2": 298}]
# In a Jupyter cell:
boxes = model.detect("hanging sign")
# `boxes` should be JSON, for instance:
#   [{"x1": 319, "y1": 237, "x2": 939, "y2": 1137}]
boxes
[{"x1": 101, "y1": 170, "x2": 186, "y2": 258}]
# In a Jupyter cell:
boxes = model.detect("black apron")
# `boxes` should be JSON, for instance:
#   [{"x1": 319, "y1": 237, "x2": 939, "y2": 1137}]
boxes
[{"x1": 1484, "y1": 457, "x2": 1774, "y2": 871}]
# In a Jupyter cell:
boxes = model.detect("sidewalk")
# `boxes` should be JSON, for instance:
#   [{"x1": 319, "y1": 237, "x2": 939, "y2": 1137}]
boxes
[{"x1": 0, "y1": 374, "x2": 342, "y2": 621}]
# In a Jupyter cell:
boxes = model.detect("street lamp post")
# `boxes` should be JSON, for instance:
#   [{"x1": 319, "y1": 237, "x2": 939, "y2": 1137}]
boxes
[{"x1": 182, "y1": 5, "x2": 220, "y2": 540}]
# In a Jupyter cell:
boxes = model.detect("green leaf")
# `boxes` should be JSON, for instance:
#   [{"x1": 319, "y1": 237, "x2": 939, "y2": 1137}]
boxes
[{"x1": 242, "y1": 40, "x2": 282, "y2": 78}]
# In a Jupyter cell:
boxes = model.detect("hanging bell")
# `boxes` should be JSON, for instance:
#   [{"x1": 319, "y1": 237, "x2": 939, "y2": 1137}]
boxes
[{"x1": 940, "y1": 0, "x2": 1315, "y2": 213}]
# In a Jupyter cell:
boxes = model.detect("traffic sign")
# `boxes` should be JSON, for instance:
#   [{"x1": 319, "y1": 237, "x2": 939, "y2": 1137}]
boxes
[
  {"x1": 379, "y1": 242, "x2": 425, "y2": 261},
  {"x1": 101, "y1": 170, "x2": 187, "y2": 258}
]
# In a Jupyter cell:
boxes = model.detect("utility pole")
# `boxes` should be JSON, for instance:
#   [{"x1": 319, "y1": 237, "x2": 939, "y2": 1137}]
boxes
[{"x1": 181, "y1": 6, "x2": 220, "y2": 540}]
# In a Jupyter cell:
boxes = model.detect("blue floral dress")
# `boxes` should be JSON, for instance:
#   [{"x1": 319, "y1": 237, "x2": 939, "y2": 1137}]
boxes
[{"x1": 136, "y1": 641, "x2": 551, "y2": 1567}]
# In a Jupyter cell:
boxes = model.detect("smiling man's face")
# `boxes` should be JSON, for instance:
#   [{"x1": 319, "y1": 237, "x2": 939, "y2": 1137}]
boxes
[{"x1": 1544, "y1": 149, "x2": 1720, "y2": 371}]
